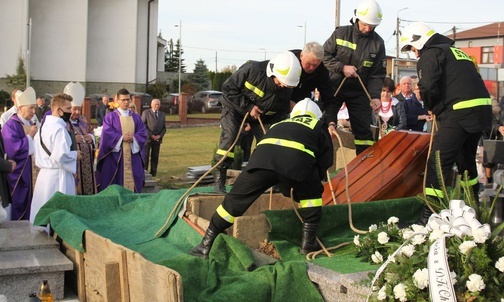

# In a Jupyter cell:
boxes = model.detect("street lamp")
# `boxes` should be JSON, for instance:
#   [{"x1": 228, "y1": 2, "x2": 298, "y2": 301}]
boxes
[
  {"x1": 396, "y1": 7, "x2": 408, "y2": 58},
  {"x1": 174, "y1": 21, "x2": 182, "y2": 94},
  {"x1": 297, "y1": 22, "x2": 307, "y2": 45}
]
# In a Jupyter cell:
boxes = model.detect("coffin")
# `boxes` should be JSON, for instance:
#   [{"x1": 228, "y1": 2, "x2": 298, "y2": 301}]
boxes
[{"x1": 322, "y1": 131, "x2": 431, "y2": 205}]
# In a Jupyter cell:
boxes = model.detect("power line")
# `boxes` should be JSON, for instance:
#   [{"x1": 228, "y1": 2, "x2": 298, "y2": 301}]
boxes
[{"x1": 402, "y1": 19, "x2": 500, "y2": 25}]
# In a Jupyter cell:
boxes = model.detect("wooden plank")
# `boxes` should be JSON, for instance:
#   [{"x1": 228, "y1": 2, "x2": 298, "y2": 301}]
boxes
[
  {"x1": 116, "y1": 249, "x2": 130, "y2": 302},
  {"x1": 59, "y1": 238, "x2": 87, "y2": 302},
  {"x1": 104, "y1": 262, "x2": 121, "y2": 302},
  {"x1": 126, "y1": 250, "x2": 183, "y2": 302}
]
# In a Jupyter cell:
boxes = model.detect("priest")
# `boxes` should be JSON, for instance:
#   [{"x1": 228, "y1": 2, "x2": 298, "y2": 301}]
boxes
[
  {"x1": 1, "y1": 87, "x2": 38, "y2": 220},
  {"x1": 64, "y1": 82, "x2": 97, "y2": 195},
  {"x1": 96, "y1": 88, "x2": 147, "y2": 193}
]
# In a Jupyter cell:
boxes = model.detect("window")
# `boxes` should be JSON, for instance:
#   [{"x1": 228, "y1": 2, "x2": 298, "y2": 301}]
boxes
[{"x1": 482, "y1": 47, "x2": 494, "y2": 64}]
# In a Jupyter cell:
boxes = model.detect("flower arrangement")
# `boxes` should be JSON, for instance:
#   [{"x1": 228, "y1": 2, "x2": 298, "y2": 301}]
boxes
[
  {"x1": 355, "y1": 199, "x2": 504, "y2": 302},
  {"x1": 93, "y1": 126, "x2": 102, "y2": 158}
]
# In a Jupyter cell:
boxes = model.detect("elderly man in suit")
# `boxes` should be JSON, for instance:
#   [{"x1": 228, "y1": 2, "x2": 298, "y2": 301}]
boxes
[{"x1": 141, "y1": 99, "x2": 166, "y2": 177}]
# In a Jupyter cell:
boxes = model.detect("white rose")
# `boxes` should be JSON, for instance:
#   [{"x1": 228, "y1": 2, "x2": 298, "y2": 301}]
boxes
[
  {"x1": 377, "y1": 285, "x2": 387, "y2": 301},
  {"x1": 402, "y1": 229, "x2": 414, "y2": 240},
  {"x1": 401, "y1": 244, "x2": 415, "y2": 258},
  {"x1": 466, "y1": 274, "x2": 486, "y2": 292},
  {"x1": 496, "y1": 257, "x2": 504, "y2": 273},
  {"x1": 377, "y1": 232, "x2": 390, "y2": 244},
  {"x1": 428, "y1": 229, "x2": 444, "y2": 242},
  {"x1": 411, "y1": 224, "x2": 427, "y2": 234},
  {"x1": 369, "y1": 224, "x2": 378, "y2": 232},
  {"x1": 413, "y1": 268, "x2": 429, "y2": 290},
  {"x1": 353, "y1": 235, "x2": 361, "y2": 247},
  {"x1": 411, "y1": 234, "x2": 426, "y2": 245},
  {"x1": 371, "y1": 251, "x2": 383, "y2": 264},
  {"x1": 459, "y1": 241, "x2": 477, "y2": 255},
  {"x1": 393, "y1": 283, "x2": 408, "y2": 302},
  {"x1": 472, "y1": 227, "x2": 489, "y2": 244},
  {"x1": 387, "y1": 216, "x2": 399, "y2": 225}
]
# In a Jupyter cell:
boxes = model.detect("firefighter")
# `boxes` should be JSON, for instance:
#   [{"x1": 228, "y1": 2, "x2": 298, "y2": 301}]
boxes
[
  {"x1": 289, "y1": 42, "x2": 335, "y2": 110},
  {"x1": 213, "y1": 51, "x2": 302, "y2": 193},
  {"x1": 401, "y1": 22, "x2": 492, "y2": 224},
  {"x1": 191, "y1": 99, "x2": 334, "y2": 258},
  {"x1": 322, "y1": 0, "x2": 386, "y2": 154}
]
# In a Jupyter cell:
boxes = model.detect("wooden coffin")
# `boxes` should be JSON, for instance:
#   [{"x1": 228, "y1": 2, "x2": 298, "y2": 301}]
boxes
[{"x1": 322, "y1": 131, "x2": 430, "y2": 205}]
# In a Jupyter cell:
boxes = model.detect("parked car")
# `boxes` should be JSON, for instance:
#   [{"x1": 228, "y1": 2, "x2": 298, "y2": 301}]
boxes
[
  {"x1": 160, "y1": 93, "x2": 193, "y2": 115},
  {"x1": 191, "y1": 90, "x2": 223, "y2": 113},
  {"x1": 129, "y1": 92, "x2": 153, "y2": 114}
]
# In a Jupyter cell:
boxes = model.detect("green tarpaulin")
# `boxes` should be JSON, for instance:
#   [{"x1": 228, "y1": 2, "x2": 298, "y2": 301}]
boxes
[{"x1": 34, "y1": 185, "x2": 422, "y2": 301}]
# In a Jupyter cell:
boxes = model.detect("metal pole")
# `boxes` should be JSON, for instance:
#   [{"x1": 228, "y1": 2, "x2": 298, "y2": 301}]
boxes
[
  {"x1": 304, "y1": 21, "x2": 307, "y2": 45},
  {"x1": 396, "y1": 8, "x2": 408, "y2": 58},
  {"x1": 26, "y1": 18, "x2": 31, "y2": 88}
]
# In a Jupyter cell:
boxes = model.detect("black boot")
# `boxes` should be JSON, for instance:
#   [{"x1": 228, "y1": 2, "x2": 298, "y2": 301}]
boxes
[
  {"x1": 190, "y1": 226, "x2": 221, "y2": 259},
  {"x1": 417, "y1": 205, "x2": 433, "y2": 226},
  {"x1": 214, "y1": 167, "x2": 227, "y2": 194},
  {"x1": 300, "y1": 222, "x2": 321, "y2": 255}
]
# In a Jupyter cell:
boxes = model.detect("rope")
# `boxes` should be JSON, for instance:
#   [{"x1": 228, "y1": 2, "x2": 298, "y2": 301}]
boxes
[
  {"x1": 422, "y1": 115, "x2": 439, "y2": 213},
  {"x1": 154, "y1": 112, "x2": 250, "y2": 237}
]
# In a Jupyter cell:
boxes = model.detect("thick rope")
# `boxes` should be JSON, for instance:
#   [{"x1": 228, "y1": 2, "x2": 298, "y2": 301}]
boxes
[
  {"x1": 154, "y1": 112, "x2": 250, "y2": 237},
  {"x1": 422, "y1": 115, "x2": 439, "y2": 213}
]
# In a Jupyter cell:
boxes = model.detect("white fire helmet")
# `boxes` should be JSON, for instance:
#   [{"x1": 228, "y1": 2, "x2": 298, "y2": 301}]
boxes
[
  {"x1": 401, "y1": 22, "x2": 436, "y2": 52},
  {"x1": 290, "y1": 98, "x2": 323, "y2": 120},
  {"x1": 353, "y1": 0, "x2": 383, "y2": 26},
  {"x1": 266, "y1": 51, "x2": 302, "y2": 87}
]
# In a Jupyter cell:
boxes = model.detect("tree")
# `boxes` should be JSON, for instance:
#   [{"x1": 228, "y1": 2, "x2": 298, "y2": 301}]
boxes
[
  {"x1": 164, "y1": 39, "x2": 186, "y2": 73},
  {"x1": 188, "y1": 59, "x2": 210, "y2": 92},
  {"x1": 5, "y1": 56, "x2": 29, "y2": 88},
  {"x1": 209, "y1": 70, "x2": 233, "y2": 91}
]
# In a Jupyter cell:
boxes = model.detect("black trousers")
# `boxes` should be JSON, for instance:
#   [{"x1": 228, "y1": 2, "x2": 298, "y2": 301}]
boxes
[
  {"x1": 210, "y1": 168, "x2": 324, "y2": 232},
  {"x1": 143, "y1": 140, "x2": 161, "y2": 176},
  {"x1": 425, "y1": 116, "x2": 481, "y2": 198},
  {"x1": 214, "y1": 107, "x2": 283, "y2": 168},
  {"x1": 336, "y1": 93, "x2": 374, "y2": 154}
]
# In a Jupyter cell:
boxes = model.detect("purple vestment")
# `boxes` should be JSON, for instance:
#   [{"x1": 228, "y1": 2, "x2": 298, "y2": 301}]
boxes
[
  {"x1": 96, "y1": 110, "x2": 147, "y2": 193},
  {"x1": 1, "y1": 115, "x2": 33, "y2": 220}
]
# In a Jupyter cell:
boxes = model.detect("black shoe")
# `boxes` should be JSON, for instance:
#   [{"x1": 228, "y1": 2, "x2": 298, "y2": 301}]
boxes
[
  {"x1": 190, "y1": 226, "x2": 220, "y2": 259},
  {"x1": 416, "y1": 205, "x2": 433, "y2": 226},
  {"x1": 214, "y1": 167, "x2": 227, "y2": 194},
  {"x1": 300, "y1": 222, "x2": 321, "y2": 255}
]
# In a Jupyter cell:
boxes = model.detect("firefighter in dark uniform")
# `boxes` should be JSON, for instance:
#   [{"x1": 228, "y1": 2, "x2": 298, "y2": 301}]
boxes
[
  {"x1": 289, "y1": 42, "x2": 335, "y2": 109},
  {"x1": 401, "y1": 22, "x2": 492, "y2": 224},
  {"x1": 191, "y1": 99, "x2": 334, "y2": 258},
  {"x1": 213, "y1": 51, "x2": 302, "y2": 193},
  {"x1": 322, "y1": 0, "x2": 386, "y2": 154}
]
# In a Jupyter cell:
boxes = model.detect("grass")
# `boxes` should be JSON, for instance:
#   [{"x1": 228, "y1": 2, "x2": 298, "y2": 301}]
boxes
[{"x1": 155, "y1": 124, "x2": 222, "y2": 188}]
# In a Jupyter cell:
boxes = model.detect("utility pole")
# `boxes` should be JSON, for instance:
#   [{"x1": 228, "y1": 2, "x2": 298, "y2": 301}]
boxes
[
  {"x1": 215, "y1": 51, "x2": 217, "y2": 73},
  {"x1": 452, "y1": 26, "x2": 457, "y2": 41},
  {"x1": 396, "y1": 7, "x2": 408, "y2": 58},
  {"x1": 334, "y1": 0, "x2": 341, "y2": 28}
]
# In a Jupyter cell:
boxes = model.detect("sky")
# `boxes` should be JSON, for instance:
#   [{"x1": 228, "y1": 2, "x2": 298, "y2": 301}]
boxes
[{"x1": 158, "y1": 0, "x2": 504, "y2": 73}]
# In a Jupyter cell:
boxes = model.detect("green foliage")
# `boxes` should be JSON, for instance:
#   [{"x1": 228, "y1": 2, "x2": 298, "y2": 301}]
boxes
[
  {"x1": 209, "y1": 71, "x2": 232, "y2": 91},
  {"x1": 0, "y1": 90, "x2": 10, "y2": 107},
  {"x1": 146, "y1": 82, "x2": 168, "y2": 98},
  {"x1": 187, "y1": 59, "x2": 210, "y2": 92},
  {"x1": 5, "y1": 56, "x2": 30, "y2": 88},
  {"x1": 165, "y1": 38, "x2": 185, "y2": 73}
]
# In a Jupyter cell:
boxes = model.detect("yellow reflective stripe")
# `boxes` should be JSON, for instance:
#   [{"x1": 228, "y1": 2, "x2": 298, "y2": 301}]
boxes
[
  {"x1": 216, "y1": 205, "x2": 234, "y2": 223},
  {"x1": 257, "y1": 138, "x2": 315, "y2": 157},
  {"x1": 272, "y1": 117, "x2": 317, "y2": 130},
  {"x1": 336, "y1": 39, "x2": 357, "y2": 50},
  {"x1": 460, "y1": 176, "x2": 478, "y2": 187},
  {"x1": 425, "y1": 188, "x2": 444, "y2": 198},
  {"x1": 363, "y1": 61, "x2": 373, "y2": 67},
  {"x1": 244, "y1": 81, "x2": 265, "y2": 98},
  {"x1": 450, "y1": 47, "x2": 472, "y2": 62},
  {"x1": 300, "y1": 198, "x2": 323, "y2": 208},
  {"x1": 354, "y1": 139, "x2": 374, "y2": 146},
  {"x1": 452, "y1": 98, "x2": 491, "y2": 110},
  {"x1": 216, "y1": 149, "x2": 234, "y2": 158}
]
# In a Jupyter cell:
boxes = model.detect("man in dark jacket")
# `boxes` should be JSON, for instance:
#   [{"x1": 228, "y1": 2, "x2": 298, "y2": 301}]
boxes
[
  {"x1": 401, "y1": 22, "x2": 492, "y2": 224},
  {"x1": 322, "y1": 0, "x2": 386, "y2": 154},
  {"x1": 290, "y1": 42, "x2": 335, "y2": 110},
  {"x1": 191, "y1": 99, "x2": 334, "y2": 258},
  {"x1": 0, "y1": 125, "x2": 15, "y2": 219},
  {"x1": 213, "y1": 51, "x2": 302, "y2": 193}
]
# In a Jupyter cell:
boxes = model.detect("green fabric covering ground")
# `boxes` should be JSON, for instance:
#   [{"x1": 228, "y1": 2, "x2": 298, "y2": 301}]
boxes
[
  {"x1": 264, "y1": 197, "x2": 423, "y2": 273},
  {"x1": 34, "y1": 185, "x2": 323, "y2": 301}
]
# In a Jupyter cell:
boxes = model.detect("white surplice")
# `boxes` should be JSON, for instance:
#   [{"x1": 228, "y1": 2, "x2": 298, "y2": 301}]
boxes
[{"x1": 30, "y1": 115, "x2": 78, "y2": 223}]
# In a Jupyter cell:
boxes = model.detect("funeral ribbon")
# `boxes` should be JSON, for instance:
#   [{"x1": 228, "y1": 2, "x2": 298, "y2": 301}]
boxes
[{"x1": 426, "y1": 200, "x2": 491, "y2": 302}]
